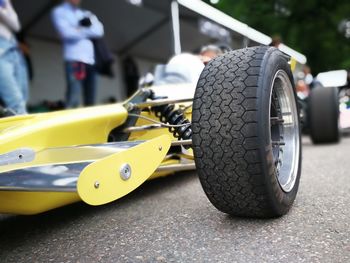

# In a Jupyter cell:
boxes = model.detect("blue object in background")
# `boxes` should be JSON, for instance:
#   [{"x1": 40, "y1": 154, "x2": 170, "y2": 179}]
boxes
[{"x1": 0, "y1": 0, "x2": 5, "y2": 7}]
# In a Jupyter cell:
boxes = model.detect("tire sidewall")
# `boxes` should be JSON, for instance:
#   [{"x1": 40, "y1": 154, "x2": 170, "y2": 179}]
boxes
[{"x1": 257, "y1": 47, "x2": 302, "y2": 215}]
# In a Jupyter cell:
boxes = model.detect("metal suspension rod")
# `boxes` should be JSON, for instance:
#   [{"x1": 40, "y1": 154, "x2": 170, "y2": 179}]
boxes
[
  {"x1": 156, "y1": 163, "x2": 196, "y2": 172},
  {"x1": 171, "y1": 139, "x2": 192, "y2": 147},
  {"x1": 127, "y1": 97, "x2": 193, "y2": 110}
]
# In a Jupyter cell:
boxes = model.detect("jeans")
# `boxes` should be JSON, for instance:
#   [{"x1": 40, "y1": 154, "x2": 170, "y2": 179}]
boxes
[
  {"x1": 65, "y1": 62, "x2": 97, "y2": 108},
  {"x1": 0, "y1": 37, "x2": 29, "y2": 114}
]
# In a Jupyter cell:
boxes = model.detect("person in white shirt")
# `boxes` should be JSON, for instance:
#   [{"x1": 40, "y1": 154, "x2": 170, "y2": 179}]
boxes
[
  {"x1": 52, "y1": 0, "x2": 104, "y2": 108},
  {"x1": 0, "y1": 0, "x2": 28, "y2": 114}
]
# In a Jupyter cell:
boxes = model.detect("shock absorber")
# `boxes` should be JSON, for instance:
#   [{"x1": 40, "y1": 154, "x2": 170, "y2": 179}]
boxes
[{"x1": 152, "y1": 104, "x2": 192, "y2": 143}]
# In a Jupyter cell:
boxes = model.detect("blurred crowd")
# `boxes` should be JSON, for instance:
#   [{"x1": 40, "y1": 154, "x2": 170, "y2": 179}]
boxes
[
  {"x1": 0, "y1": 0, "x2": 28, "y2": 114},
  {"x1": 0, "y1": 0, "x2": 113, "y2": 115},
  {"x1": 0, "y1": 0, "x2": 228, "y2": 116},
  {"x1": 0, "y1": 0, "x2": 349, "y2": 116}
]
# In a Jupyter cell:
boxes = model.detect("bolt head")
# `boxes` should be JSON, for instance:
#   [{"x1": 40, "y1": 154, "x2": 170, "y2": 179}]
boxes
[
  {"x1": 159, "y1": 146, "x2": 163, "y2": 151},
  {"x1": 120, "y1": 164, "x2": 132, "y2": 180},
  {"x1": 94, "y1": 181, "x2": 100, "y2": 189}
]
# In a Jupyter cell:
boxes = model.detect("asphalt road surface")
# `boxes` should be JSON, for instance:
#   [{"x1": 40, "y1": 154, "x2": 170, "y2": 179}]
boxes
[{"x1": 0, "y1": 136, "x2": 349, "y2": 263}]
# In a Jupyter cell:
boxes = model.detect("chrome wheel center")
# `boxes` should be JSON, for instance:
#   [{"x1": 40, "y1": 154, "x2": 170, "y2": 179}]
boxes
[{"x1": 270, "y1": 70, "x2": 300, "y2": 193}]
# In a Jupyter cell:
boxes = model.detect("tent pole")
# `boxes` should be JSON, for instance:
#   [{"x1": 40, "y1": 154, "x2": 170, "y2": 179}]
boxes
[
  {"x1": 170, "y1": 0, "x2": 181, "y2": 55},
  {"x1": 243, "y1": 37, "x2": 250, "y2": 48}
]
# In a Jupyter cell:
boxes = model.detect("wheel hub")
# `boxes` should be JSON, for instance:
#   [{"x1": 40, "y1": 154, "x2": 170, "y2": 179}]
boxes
[{"x1": 270, "y1": 70, "x2": 300, "y2": 193}]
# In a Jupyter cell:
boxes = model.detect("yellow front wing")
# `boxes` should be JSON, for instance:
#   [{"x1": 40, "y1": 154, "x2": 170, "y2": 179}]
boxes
[{"x1": 0, "y1": 104, "x2": 177, "y2": 215}]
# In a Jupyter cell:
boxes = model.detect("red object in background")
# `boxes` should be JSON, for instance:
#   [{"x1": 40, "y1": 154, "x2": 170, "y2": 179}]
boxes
[{"x1": 73, "y1": 62, "x2": 86, "y2": 80}]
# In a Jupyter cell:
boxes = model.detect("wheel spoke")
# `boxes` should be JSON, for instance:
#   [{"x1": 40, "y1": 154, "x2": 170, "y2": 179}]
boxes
[
  {"x1": 270, "y1": 117, "x2": 284, "y2": 125},
  {"x1": 272, "y1": 141, "x2": 286, "y2": 146}
]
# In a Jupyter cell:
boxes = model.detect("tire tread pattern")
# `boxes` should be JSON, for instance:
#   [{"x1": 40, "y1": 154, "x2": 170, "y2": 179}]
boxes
[{"x1": 192, "y1": 46, "x2": 273, "y2": 217}]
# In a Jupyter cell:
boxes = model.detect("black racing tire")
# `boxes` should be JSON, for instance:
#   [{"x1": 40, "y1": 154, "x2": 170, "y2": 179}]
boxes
[
  {"x1": 309, "y1": 86, "x2": 340, "y2": 144},
  {"x1": 192, "y1": 46, "x2": 302, "y2": 218}
]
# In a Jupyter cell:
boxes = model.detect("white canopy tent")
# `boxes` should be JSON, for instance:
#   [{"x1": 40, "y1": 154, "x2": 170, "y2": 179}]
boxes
[{"x1": 12, "y1": 0, "x2": 306, "y2": 104}]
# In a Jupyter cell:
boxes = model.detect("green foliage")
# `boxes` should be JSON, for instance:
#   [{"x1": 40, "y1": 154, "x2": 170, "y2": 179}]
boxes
[{"x1": 206, "y1": 0, "x2": 350, "y2": 73}]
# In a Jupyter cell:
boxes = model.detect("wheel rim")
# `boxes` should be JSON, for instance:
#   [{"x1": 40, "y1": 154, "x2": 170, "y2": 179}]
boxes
[{"x1": 270, "y1": 70, "x2": 300, "y2": 193}]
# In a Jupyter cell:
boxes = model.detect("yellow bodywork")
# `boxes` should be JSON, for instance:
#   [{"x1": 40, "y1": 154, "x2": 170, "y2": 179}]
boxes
[
  {"x1": 0, "y1": 192, "x2": 80, "y2": 215},
  {"x1": 0, "y1": 104, "x2": 128, "y2": 153},
  {"x1": 290, "y1": 57, "x2": 297, "y2": 72},
  {"x1": 0, "y1": 103, "x2": 177, "y2": 215}
]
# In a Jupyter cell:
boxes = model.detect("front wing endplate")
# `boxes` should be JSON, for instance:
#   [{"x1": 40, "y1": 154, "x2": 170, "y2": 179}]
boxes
[{"x1": 77, "y1": 135, "x2": 171, "y2": 206}]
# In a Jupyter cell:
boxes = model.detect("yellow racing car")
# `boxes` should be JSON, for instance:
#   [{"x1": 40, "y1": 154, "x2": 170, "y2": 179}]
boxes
[{"x1": 0, "y1": 46, "x2": 301, "y2": 218}]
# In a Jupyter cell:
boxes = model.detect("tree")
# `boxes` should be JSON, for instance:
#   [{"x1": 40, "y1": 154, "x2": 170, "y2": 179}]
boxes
[{"x1": 206, "y1": 0, "x2": 350, "y2": 73}]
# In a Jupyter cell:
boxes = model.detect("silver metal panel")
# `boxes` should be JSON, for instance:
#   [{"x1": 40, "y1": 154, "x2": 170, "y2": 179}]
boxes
[
  {"x1": 0, "y1": 163, "x2": 89, "y2": 192},
  {"x1": 0, "y1": 140, "x2": 145, "y2": 192},
  {"x1": 0, "y1": 148, "x2": 36, "y2": 166},
  {"x1": 78, "y1": 140, "x2": 143, "y2": 149}
]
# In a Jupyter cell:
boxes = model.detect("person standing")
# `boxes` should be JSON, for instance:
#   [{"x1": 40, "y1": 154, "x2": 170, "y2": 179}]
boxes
[
  {"x1": 52, "y1": 0, "x2": 104, "y2": 108},
  {"x1": 0, "y1": 0, "x2": 29, "y2": 114}
]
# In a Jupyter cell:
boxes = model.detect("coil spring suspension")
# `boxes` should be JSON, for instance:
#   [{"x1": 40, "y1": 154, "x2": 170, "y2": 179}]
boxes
[{"x1": 153, "y1": 104, "x2": 192, "y2": 143}]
